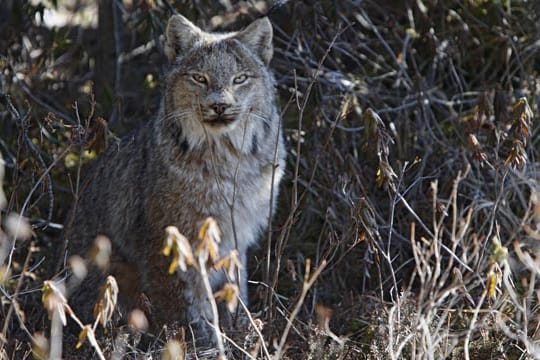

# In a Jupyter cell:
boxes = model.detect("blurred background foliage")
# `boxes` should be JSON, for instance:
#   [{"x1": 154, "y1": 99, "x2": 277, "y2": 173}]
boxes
[{"x1": 1, "y1": 0, "x2": 540, "y2": 358}]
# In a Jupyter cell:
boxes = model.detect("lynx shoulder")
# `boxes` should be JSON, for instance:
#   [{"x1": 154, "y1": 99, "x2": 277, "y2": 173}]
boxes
[{"x1": 65, "y1": 14, "x2": 285, "y2": 339}]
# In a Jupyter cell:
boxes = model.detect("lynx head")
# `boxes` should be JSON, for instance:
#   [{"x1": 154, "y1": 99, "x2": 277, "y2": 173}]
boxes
[{"x1": 162, "y1": 14, "x2": 278, "y2": 152}]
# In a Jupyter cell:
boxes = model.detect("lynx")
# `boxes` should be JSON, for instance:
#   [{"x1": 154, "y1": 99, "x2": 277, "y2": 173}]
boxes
[{"x1": 65, "y1": 14, "x2": 285, "y2": 339}]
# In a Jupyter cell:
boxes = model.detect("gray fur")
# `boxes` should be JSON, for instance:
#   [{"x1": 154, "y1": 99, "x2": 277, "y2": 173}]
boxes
[{"x1": 66, "y1": 14, "x2": 285, "y2": 339}]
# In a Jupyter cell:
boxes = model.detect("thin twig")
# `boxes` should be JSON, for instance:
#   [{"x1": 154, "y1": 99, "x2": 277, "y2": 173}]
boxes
[
  {"x1": 199, "y1": 256, "x2": 226, "y2": 359},
  {"x1": 273, "y1": 259, "x2": 327, "y2": 359},
  {"x1": 1, "y1": 242, "x2": 36, "y2": 342}
]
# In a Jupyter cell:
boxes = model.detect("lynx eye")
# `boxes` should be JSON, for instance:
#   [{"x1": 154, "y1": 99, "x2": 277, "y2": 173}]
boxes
[
  {"x1": 233, "y1": 74, "x2": 248, "y2": 85},
  {"x1": 191, "y1": 74, "x2": 207, "y2": 84}
]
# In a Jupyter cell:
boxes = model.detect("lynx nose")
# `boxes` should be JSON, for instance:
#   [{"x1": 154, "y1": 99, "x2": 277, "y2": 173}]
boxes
[{"x1": 211, "y1": 103, "x2": 230, "y2": 115}]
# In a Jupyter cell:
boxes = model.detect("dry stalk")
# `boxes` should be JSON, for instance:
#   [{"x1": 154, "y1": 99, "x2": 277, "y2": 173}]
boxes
[
  {"x1": 198, "y1": 254, "x2": 226, "y2": 359},
  {"x1": 237, "y1": 296, "x2": 271, "y2": 359},
  {"x1": 1, "y1": 241, "x2": 36, "y2": 345},
  {"x1": 463, "y1": 290, "x2": 487, "y2": 360},
  {"x1": 273, "y1": 258, "x2": 327, "y2": 359}
]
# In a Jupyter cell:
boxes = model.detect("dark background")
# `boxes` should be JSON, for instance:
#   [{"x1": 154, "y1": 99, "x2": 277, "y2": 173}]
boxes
[{"x1": 1, "y1": 0, "x2": 540, "y2": 358}]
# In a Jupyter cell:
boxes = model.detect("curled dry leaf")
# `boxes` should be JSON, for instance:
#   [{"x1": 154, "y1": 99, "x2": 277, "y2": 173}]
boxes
[
  {"x1": 510, "y1": 97, "x2": 533, "y2": 140},
  {"x1": 505, "y1": 139, "x2": 527, "y2": 169},
  {"x1": 376, "y1": 161, "x2": 398, "y2": 188},
  {"x1": 214, "y1": 283, "x2": 239, "y2": 313},
  {"x1": 504, "y1": 97, "x2": 533, "y2": 169},
  {"x1": 363, "y1": 108, "x2": 396, "y2": 189},
  {"x1": 41, "y1": 281, "x2": 68, "y2": 326},
  {"x1": 339, "y1": 94, "x2": 353, "y2": 120},
  {"x1": 76, "y1": 325, "x2": 92, "y2": 349},
  {"x1": 162, "y1": 226, "x2": 194, "y2": 273},
  {"x1": 486, "y1": 235, "x2": 508, "y2": 300},
  {"x1": 214, "y1": 249, "x2": 241, "y2": 281},
  {"x1": 93, "y1": 275, "x2": 119, "y2": 327},
  {"x1": 487, "y1": 263, "x2": 502, "y2": 300},
  {"x1": 196, "y1": 217, "x2": 221, "y2": 264},
  {"x1": 467, "y1": 134, "x2": 488, "y2": 163},
  {"x1": 491, "y1": 235, "x2": 508, "y2": 264}
]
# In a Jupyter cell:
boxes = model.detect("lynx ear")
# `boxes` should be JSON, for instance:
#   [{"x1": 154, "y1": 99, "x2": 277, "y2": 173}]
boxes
[
  {"x1": 165, "y1": 14, "x2": 203, "y2": 62},
  {"x1": 235, "y1": 17, "x2": 274, "y2": 65}
]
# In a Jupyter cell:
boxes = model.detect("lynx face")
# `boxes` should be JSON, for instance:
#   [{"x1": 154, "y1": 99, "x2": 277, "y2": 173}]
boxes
[{"x1": 163, "y1": 15, "x2": 276, "y2": 146}]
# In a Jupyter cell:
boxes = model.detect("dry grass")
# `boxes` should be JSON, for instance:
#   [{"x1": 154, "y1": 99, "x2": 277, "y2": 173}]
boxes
[{"x1": 1, "y1": 0, "x2": 540, "y2": 359}]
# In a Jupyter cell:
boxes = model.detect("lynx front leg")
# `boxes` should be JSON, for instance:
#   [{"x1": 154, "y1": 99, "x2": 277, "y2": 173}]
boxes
[{"x1": 145, "y1": 258, "x2": 214, "y2": 343}]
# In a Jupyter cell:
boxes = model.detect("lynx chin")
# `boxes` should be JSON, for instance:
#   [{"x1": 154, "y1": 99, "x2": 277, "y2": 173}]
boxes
[{"x1": 65, "y1": 14, "x2": 285, "y2": 339}]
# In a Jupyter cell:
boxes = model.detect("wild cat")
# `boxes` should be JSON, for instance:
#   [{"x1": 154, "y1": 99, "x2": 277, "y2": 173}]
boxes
[{"x1": 65, "y1": 13, "x2": 285, "y2": 339}]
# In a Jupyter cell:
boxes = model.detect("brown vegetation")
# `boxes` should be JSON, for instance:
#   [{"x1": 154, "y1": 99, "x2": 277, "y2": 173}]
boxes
[{"x1": 1, "y1": 0, "x2": 540, "y2": 359}]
